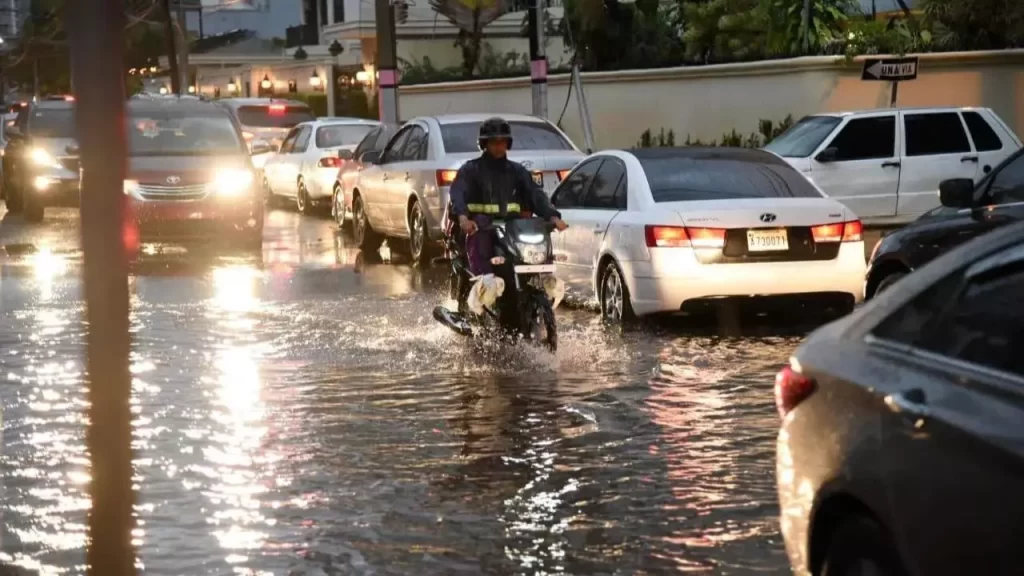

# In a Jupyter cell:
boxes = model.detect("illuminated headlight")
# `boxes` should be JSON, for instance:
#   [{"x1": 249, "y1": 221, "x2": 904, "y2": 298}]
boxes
[
  {"x1": 516, "y1": 242, "x2": 549, "y2": 265},
  {"x1": 212, "y1": 169, "x2": 254, "y2": 197},
  {"x1": 30, "y1": 147, "x2": 61, "y2": 169},
  {"x1": 123, "y1": 179, "x2": 140, "y2": 196}
]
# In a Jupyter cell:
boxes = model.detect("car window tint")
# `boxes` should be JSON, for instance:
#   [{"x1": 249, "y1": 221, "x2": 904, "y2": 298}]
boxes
[
  {"x1": 279, "y1": 128, "x2": 300, "y2": 154},
  {"x1": 613, "y1": 176, "x2": 627, "y2": 209},
  {"x1": 826, "y1": 116, "x2": 895, "y2": 161},
  {"x1": 402, "y1": 126, "x2": 428, "y2": 161},
  {"x1": 315, "y1": 124, "x2": 375, "y2": 148},
  {"x1": 914, "y1": 258, "x2": 1024, "y2": 377},
  {"x1": 375, "y1": 127, "x2": 394, "y2": 151},
  {"x1": 353, "y1": 128, "x2": 379, "y2": 159},
  {"x1": 764, "y1": 115, "x2": 842, "y2": 158},
  {"x1": 440, "y1": 121, "x2": 572, "y2": 153},
  {"x1": 872, "y1": 270, "x2": 967, "y2": 345},
  {"x1": 236, "y1": 105, "x2": 315, "y2": 128},
  {"x1": 381, "y1": 128, "x2": 412, "y2": 163},
  {"x1": 641, "y1": 158, "x2": 822, "y2": 201},
  {"x1": 29, "y1": 108, "x2": 76, "y2": 138},
  {"x1": 904, "y1": 112, "x2": 971, "y2": 156},
  {"x1": 987, "y1": 152, "x2": 1024, "y2": 205},
  {"x1": 553, "y1": 159, "x2": 601, "y2": 209},
  {"x1": 292, "y1": 126, "x2": 312, "y2": 152},
  {"x1": 584, "y1": 158, "x2": 626, "y2": 209},
  {"x1": 962, "y1": 111, "x2": 1003, "y2": 152}
]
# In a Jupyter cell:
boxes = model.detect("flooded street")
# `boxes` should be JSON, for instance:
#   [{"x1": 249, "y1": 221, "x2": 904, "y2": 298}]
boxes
[{"x1": 0, "y1": 207, "x2": 811, "y2": 575}]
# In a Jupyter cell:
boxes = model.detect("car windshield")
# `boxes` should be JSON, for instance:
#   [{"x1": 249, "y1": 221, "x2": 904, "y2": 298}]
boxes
[
  {"x1": 236, "y1": 105, "x2": 315, "y2": 128},
  {"x1": 763, "y1": 115, "x2": 842, "y2": 158},
  {"x1": 30, "y1": 108, "x2": 76, "y2": 138},
  {"x1": 128, "y1": 111, "x2": 243, "y2": 157},
  {"x1": 440, "y1": 121, "x2": 573, "y2": 153},
  {"x1": 316, "y1": 124, "x2": 376, "y2": 148},
  {"x1": 640, "y1": 157, "x2": 823, "y2": 201}
]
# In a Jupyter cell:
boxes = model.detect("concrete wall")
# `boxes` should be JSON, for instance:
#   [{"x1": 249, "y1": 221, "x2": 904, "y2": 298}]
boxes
[{"x1": 397, "y1": 50, "x2": 1024, "y2": 149}]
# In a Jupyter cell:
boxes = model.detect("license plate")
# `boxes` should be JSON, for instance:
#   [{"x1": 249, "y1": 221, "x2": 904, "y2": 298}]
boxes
[
  {"x1": 515, "y1": 264, "x2": 555, "y2": 274},
  {"x1": 746, "y1": 229, "x2": 788, "y2": 252},
  {"x1": 531, "y1": 172, "x2": 543, "y2": 186}
]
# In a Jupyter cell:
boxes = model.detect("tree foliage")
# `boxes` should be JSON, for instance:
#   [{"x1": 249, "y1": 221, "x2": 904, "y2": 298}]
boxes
[
  {"x1": 919, "y1": 0, "x2": 1024, "y2": 50},
  {"x1": 560, "y1": 0, "x2": 683, "y2": 70},
  {"x1": 428, "y1": 0, "x2": 512, "y2": 78}
]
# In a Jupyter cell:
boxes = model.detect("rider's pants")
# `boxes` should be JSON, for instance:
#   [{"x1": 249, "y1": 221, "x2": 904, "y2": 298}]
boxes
[{"x1": 465, "y1": 214, "x2": 494, "y2": 276}]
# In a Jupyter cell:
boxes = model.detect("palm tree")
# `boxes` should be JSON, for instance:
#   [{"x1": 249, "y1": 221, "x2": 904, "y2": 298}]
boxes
[{"x1": 429, "y1": 0, "x2": 512, "y2": 78}]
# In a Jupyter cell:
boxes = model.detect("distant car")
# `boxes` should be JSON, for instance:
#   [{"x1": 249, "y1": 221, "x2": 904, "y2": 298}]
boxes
[
  {"x1": 122, "y1": 96, "x2": 265, "y2": 248},
  {"x1": 331, "y1": 122, "x2": 401, "y2": 227},
  {"x1": 547, "y1": 147, "x2": 866, "y2": 322},
  {"x1": 351, "y1": 113, "x2": 584, "y2": 264},
  {"x1": 215, "y1": 98, "x2": 315, "y2": 170},
  {"x1": 775, "y1": 220, "x2": 1024, "y2": 576},
  {"x1": 1, "y1": 99, "x2": 80, "y2": 222},
  {"x1": 262, "y1": 117, "x2": 379, "y2": 214},
  {"x1": 766, "y1": 107, "x2": 1020, "y2": 225}
]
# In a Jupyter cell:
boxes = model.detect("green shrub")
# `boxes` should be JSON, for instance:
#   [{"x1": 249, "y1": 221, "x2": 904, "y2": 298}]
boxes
[{"x1": 635, "y1": 115, "x2": 794, "y2": 148}]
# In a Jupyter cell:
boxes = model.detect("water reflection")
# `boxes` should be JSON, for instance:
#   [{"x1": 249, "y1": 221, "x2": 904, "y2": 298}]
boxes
[{"x1": 29, "y1": 246, "x2": 68, "y2": 302}]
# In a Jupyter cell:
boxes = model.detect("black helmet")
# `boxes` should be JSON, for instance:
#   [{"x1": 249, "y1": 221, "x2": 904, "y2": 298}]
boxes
[{"x1": 478, "y1": 117, "x2": 513, "y2": 150}]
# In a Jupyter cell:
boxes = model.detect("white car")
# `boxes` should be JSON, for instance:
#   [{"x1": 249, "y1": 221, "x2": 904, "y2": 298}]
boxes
[
  {"x1": 550, "y1": 147, "x2": 866, "y2": 322},
  {"x1": 350, "y1": 113, "x2": 585, "y2": 264},
  {"x1": 262, "y1": 117, "x2": 380, "y2": 213},
  {"x1": 766, "y1": 106, "x2": 1021, "y2": 226}
]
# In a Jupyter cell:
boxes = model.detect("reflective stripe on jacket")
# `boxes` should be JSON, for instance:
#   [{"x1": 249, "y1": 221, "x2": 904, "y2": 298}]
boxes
[{"x1": 467, "y1": 202, "x2": 521, "y2": 215}]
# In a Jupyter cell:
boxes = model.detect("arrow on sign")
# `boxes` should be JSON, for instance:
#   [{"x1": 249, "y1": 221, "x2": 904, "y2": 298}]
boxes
[{"x1": 865, "y1": 61, "x2": 884, "y2": 78}]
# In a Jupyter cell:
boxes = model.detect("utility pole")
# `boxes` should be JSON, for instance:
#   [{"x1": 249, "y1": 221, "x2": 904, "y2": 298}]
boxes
[
  {"x1": 175, "y1": 0, "x2": 189, "y2": 94},
  {"x1": 527, "y1": 0, "x2": 547, "y2": 118},
  {"x1": 66, "y1": 0, "x2": 135, "y2": 574},
  {"x1": 374, "y1": 0, "x2": 399, "y2": 123},
  {"x1": 160, "y1": 0, "x2": 180, "y2": 94},
  {"x1": 800, "y1": 0, "x2": 811, "y2": 54}
]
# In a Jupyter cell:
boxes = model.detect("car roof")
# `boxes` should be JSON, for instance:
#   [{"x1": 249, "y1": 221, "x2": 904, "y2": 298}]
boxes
[
  {"x1": 811, "y1": 106, "x2": 992, "y2": 118},
  {"x1": 127, "y1": 98, "x2": 232, "y2": 116},
  {"x1": 423, "y1": 113, "x2": 550, "y2": 125},
  {"x1": 314, "y1": 117, "x2": 380, "y2": 125},
  {"x1": 216, "y1": 98, "x2": 310, "y2": 109},
  {"x1": 626, "y1": 146, "x2": 789, "y2": 166}
]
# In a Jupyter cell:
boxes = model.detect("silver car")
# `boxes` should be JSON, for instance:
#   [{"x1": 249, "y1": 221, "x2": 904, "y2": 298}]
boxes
[
  {"x1": 262, "y1": 117, "x2": 380, "y2": 214},
  {"x1": 350, "y1": 113, "x2": 585, "y2": 264}
]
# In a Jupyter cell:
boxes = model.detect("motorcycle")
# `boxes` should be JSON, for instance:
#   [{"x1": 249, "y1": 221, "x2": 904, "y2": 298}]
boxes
[{"x1": 432, "y1": 214, "x2": 560, "y2": 351}]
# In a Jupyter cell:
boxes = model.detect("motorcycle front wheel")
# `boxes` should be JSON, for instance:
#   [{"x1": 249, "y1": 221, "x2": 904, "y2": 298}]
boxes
[{"x1": 526, "y1": 292, "x2": 557, "y2": 352}]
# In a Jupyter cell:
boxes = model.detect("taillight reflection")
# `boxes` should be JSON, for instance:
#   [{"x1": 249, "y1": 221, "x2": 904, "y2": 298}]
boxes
[
  {"x1": 318, "y1": 157, "x2": 342, "y2": 168},
  {"x1": 556, "y1": 169, "x2": 570, "y2": 181},
  {"x1": 775, "y1": 364, "x2": 816, "y2": 417},
  {"x1": 436, "y1": 169, "x2": 457, "y2": 187},
  {"x1": 811, "y1": 220, "x2": 862, "y2": 243}
]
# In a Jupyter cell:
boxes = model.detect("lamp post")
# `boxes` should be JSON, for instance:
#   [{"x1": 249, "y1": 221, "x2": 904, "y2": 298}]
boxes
[
  {"x1": 326, "y1": 40, "x2": 344, "y2": 117},
  {"x1": 260, "y1": 74, "x2": 272, "y2": 95},
  {"x1": 309, "y1": 72, "x2": 323, "y2": 91}
]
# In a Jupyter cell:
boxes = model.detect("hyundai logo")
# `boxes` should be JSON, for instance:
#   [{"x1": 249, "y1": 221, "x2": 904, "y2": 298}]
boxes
[
  {"x1": 166, "y1": 176, "x2": 181, "y2": 184},
  {"x1": 759, "y1": 213, "x2": 777, "y2": 223}
]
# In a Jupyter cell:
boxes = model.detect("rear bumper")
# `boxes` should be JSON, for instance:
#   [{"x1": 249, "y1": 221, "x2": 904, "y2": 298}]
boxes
[
  {"x1": 130, "y1": 198, "x2": 263, "y2": 241},
  {"x1": 625, "y1": 242, "x2": 866, "y2": 316}
]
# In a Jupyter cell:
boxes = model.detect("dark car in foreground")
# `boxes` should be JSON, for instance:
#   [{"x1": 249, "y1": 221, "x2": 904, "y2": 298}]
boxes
[
  {"x1": 865, "y1": 147, "x2": 1024, "y2": 299},
  {"x1": 124, "y1": 97, "x2": 266, "y2": 248},
  {"x1": 1, "y1": 98, "x2": 80, "y2": 221},
  {"x1": 776, "y1": 221, "x2": 1024, "y2": 576}
]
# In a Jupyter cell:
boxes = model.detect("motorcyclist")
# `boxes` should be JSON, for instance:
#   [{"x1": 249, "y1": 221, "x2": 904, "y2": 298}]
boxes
[{"x1": 448, "y1": 117, "x2": 568, "y2": 277}]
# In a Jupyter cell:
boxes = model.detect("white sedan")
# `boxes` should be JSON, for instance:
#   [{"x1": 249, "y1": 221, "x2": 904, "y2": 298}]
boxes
[
  {"x1": 262, "y1": 117, "x2": 379, "y2": 213},
  {"x1": 550, "y1": 147, "x2": 866, "y2": 322}
]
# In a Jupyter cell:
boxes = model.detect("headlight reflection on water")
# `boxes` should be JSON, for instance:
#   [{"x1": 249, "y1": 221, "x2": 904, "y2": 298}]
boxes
[{"x1": 30, "y1": 246, "x2": 68, "y2": 301}]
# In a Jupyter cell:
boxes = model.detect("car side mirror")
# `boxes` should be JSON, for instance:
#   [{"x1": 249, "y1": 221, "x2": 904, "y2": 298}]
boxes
[
  {"x1": 66, "y1": 142, "x2": 80, "y2": 155},
  {"x1": 938, "y1": 178, "x2": 976, "y2": 209},
  {"x1": 815, "y1": 147, "x2": 838, "y2": 163},
  {"x1": 337, "y1": 149, "x2": 354, "y2": 161},
  {"x1": 250, "y1": 139, "x2": 272, "y2": 156},
  {"x1": 360, "y1": 150, "x2": 381, "y2": 164}
]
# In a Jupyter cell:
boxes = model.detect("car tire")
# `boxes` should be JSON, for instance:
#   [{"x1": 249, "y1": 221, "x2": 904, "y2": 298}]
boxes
[
  {"x1": 23, "y1": 193, "x2": 43, "y2": 223},
  {"x1": 352, "y1": 194, "x2": 383, "y2": 252},
  {"x1": 262, "y1": 177, "x2": 278, "y2": 209},
  {"x1": 875, "y1": 272, "x2": 907, "y2": 297},
  {"x1": 296, "y1": 179, "x2": 313, "y2": 215},
  {"x1": 331, "y1": 184, "x2": 348, "y2": 229},
  {"x1": 408, "y1": 200, "x2": 434, "y2": 266},
  {"x1": 5, "y1": 174, "x2": 23, "y2": 213},
  {"x1": 821, "y1": 515, "x2": 907, "y2": 576},
  {"x1": 599, "y1": 259, "x2": 635, "y2": 325}
]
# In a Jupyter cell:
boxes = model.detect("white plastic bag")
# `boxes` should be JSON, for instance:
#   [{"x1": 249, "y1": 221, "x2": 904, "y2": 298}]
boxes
[
  {"x1": 467, "y1": 274, "x2": 505, "y2": 315},
  {"x1": 542, "y1": 276, "x2": 566, "y2": 309}
]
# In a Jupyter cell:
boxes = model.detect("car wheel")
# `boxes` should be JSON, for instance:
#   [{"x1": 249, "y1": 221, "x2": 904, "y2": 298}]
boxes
[
  {"x1": 332, "y1": 184, "x2": 348, "y2": 228},
  {"x1": 262, "y1": 177, "x2": 277, "y2": 208},
  {"x1": 352, "y1": 194, "x2": 383, "y2": 252},
  {"x1": 600, "y1": 260, "x2": 635, "y2": 325},
  {"x1": 408, "y1": 200, "x2": 434, "y2": 265},
  {"x1": 5, "y1": 174, "x2": 23, "y2": 213},
  {"x1": 875, "y1": 272, "x2": 907, "y2": 296},
  {"x1": 296, "y1": 179, "x2": 313, "y2": 215},
  {"x1": 23, "y1": 193, "x2": 43, "y2": 223},
  {"x1": 821, "y1": 515, "x2": 907, "y2": 576}
]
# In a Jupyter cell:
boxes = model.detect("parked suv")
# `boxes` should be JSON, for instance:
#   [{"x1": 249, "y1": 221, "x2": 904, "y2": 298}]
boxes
[
  {"x1": 215, "y1": 98, "x2": 315, "y2": 171},
  {"x1": 1, "y1": 98, "x2": 80, "y2": 222},
  {"x1": 766, "y1": 107, "x2": 1021, "y2": 225}
]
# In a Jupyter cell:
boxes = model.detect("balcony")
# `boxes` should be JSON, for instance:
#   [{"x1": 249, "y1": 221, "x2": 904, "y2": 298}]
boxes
[{"x1": 285, "y1": 23, "x2": 319, "y2": 48}]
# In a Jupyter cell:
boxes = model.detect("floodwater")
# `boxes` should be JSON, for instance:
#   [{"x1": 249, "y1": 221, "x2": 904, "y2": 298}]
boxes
[{"x1": 0, "y1": 207, "x2": 818, "y2": 575}]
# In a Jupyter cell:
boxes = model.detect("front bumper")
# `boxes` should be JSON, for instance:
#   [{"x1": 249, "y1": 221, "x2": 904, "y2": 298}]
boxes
[
  {"x1": 130, "y1": 196, "x2": 263, "y2": 242},
  {"x1": 624, "y1": 242, "x2": 867, "y2": 317},
  {"x1": 29, "y1": 173, "x2": 80, "y2": 207}
]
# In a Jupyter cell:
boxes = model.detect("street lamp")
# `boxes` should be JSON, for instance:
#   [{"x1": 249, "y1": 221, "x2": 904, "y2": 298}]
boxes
[
  {"x1": 159, "y1": 86, "x2": 168, "y2": 95},
  {"x1": 227, "y1": 80, "x2": 237, "y2": 93},
  {"x1": 355, "y1": 70, "x2": 370, "y2": 85},
  {"x1": 260, "y1": 75, "x2": 272, "y2": 90},
  {"x1": 309, "y1": 72, "x2": 322, "y2": 89},
  {"x1": 187, "y1": 85, "x2": 196, "y2": 94}
]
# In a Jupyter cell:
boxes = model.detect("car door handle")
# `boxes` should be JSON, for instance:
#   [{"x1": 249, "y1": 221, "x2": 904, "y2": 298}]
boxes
[
  {"x1": 960, "y1": 155, "x2": 979, "y2": 163},
  {"x1": 881, "y1": 160, "x2": 901, "y2": 168},
  {"x1": 884, "y1": 388, "x2": 929, "y2": 418}
]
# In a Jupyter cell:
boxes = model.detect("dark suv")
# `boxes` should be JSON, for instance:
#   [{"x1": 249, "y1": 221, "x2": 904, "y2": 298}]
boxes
[{"x1": 1, "y1": 99, "x2": 80, "y2": 221}]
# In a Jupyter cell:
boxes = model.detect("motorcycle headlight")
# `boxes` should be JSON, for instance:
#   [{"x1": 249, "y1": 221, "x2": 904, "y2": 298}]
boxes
[
  {"x1": 516, "y1": 242, "x2": 549, "y2": 265},
  {"x1": 30, "y1": 147, "x2": 60, "y2": 169},
  {"x1": 212, "y1": 169, "x2": 254, "y2": 197},
  {"x1": 123, "y1": 179, "x2": 140, "y2": 196}
]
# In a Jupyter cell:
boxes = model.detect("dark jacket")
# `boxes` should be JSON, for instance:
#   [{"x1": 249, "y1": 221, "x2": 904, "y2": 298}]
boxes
[{"x1": 448, "y1": 153, "x2": 561, "y2": 220}]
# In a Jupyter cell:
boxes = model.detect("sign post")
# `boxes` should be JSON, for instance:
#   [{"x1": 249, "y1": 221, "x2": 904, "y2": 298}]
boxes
[{"x1": 861, "y1": 56, "x2": 918, "y2": 108}]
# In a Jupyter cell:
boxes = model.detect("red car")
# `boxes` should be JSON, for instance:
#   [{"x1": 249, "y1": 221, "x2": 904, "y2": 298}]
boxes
[{"x1": 123, "y1": 96, "x2": 266, "y2": 249}]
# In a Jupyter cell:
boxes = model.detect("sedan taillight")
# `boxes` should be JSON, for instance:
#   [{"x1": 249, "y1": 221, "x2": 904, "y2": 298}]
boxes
[
  {"x1": 318, "y1": 157, "x2": 342, "y2": 168},
  {"x1": 811, "y1": 220, "x2": 863, "y2": 243},
  {"x1": 644, "y1": 226, "x2": 726, "y2": 249},
  {"x1": 775, "y1": 364, "x2": 816, "y2": 418}
]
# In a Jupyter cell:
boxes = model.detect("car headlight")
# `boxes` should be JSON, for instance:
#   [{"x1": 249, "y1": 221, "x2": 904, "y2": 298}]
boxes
[
  {"x1": 30, "y1": 147, "x2": 61, "y2": 169},
  {"x1": 516, "y1": 242, "x2": 549, "y2": 265},
  {"x1": 212, "y1": 169, "x2": 254, "y2": 197},
  {"x1": 123, "y1": 179, "x2": 140, "y2": 196}
]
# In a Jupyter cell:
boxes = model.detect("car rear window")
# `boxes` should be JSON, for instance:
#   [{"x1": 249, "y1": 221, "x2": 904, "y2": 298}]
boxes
[
  {"x1": 30, "y1": 108, "x2": 76, "y2": 138},
  {"x1": 315, "y1": 124, "x2": 376, "y2": 148},
  {"x1": 763, "y1": 115, "x2": 842, "y2": 158},
  {"x1": 235, "y1": 105, "x2": 314, "y2": 128},
  {"x1": 640, "y1": 157, "x2": 823, "y2": 201},
  {"x1": 440, "y1": 121, "x2": 572, "y2": 153}
]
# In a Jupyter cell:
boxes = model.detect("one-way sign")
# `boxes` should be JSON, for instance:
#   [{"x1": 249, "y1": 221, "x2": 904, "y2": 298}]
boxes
[{"x1": 861, "y1": 57, "x2": 919, "y2": 81}]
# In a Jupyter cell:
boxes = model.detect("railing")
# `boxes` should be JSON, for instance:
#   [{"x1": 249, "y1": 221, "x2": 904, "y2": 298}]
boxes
[{"x1": 285, "y1": 23, "x2": 319, "y2": 48}]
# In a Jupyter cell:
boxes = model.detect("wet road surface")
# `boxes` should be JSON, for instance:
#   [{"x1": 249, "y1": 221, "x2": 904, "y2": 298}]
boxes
[{"x1": 0, "y1": 207, "x2": 846, "y2": 575}]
